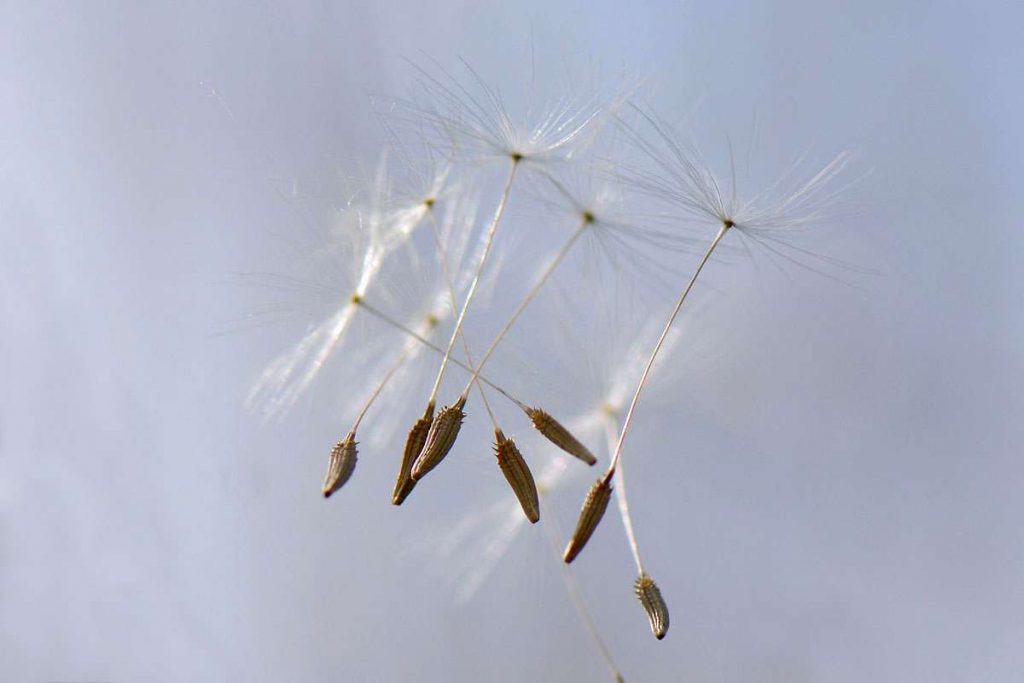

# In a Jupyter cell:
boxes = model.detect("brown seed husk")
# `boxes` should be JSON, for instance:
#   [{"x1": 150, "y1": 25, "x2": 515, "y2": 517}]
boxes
[
  {"x1": 322, "y1": 431, "x2": 358, "y2": 498},
  {"x1": 525, "y1": 406, "x2": 597, "y2": 466},
  {"x1": 634, "y1": 573, "x2": 669, "y2": 640},
  {"x1": 493, "y1": 429, "x2": 540, "y2": 523},
  {"x1": 392, "y1": 401, "x2": 434, "y2": 505},
  {"x1": 411, "y1": 396, "x2": 466, "y2": 480},
  {"x1": 563, "y1": 476, "x2": 613, "y2": 563}
]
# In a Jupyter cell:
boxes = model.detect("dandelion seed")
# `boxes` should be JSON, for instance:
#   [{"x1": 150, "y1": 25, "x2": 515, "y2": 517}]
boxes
[
  {"x1": 634, "y1": 573, "x2": 669, "y2": 640},
  {"x1": 618, "y1": 106, "x2": 857, "y2": 275},
  {"x1": 525, "y1": 407, "x2": 597, "y2": 465},
  {"x1": 493, "y1": 429, "x2": 540, "y2": 524},
  {"x1": 563, "y1": 475, "x2": 613, "y2": 564},
  {"x1": 392, "y1": 400, "x2": 434, "y2": 505},
  {"x1": 411, "y1": 396, "x2": 467, "y2": 480},
  {"x1": 322, "y1": 431, "x2": 358, "y2": 498},
  {"x1": 584, "y1": 111, "x2": 855, "y2": 563}
]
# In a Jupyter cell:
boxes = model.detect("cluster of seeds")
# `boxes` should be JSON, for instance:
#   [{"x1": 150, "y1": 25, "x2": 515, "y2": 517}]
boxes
[{"x1": 252, "y1": 61, "x2": 853, "y2": 681}]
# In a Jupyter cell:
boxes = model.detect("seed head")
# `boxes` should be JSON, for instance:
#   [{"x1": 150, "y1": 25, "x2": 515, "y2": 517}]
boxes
[
  {"x1": 525, "y1": 407, "x2": 597, "y2": 466},
  {"x1": 563, "y1": 475, "x2": 613, "y2": 563},
  {"x1": 619, "y1": 106, "x2": 854, "y2": 250},
  {"x1": 411, "y1": 396, "x2": 467, "y2": 480},
  {"x1": 322, "y1": 431, "x2": 358, "y2": 498},
  {"x1": 391, "y1": 58, "x2": 630, "y2": 166},
  {"x1": 634, "y1": 573, "x2": 669, "y2": 640},
  {"x1": 493, "y1": 429, "x2": 540, "y2": 524},
  {"x1": 392, "y1": 401, "x2": 434, "y2": 505}
]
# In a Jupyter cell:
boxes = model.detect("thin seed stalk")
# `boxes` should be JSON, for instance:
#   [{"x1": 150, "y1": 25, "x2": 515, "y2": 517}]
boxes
[
  {"x1": 461, "y1": 216, "x2": 588, "y2": 396},
  {"x1": 603, "y1": 414, "x2": 644, "y2": 575},
  {"x1": 425, "y1": 207, "x2": 500, "y2": 430},
  {"x1": 353, "y1": 315, "x2": 436, "y2": 434},
  {"x1": 428, "y1": 158, "x2": 518, "y2": 404},
  {"x1": 606, "y1": 221, "x2": 731, "y2": 476},
  {"x1": 563, "y1": 222, "x2": 729, "y2": 561},
  {"x1": 404, "y1": 162, "x2": 518, "y2": 487},
  {"x1": 325, "y1": 315, "x2": 436, "y2": 499},
  {"x1": 353, "y1": 298, "x2": 527, "y2": 411}
]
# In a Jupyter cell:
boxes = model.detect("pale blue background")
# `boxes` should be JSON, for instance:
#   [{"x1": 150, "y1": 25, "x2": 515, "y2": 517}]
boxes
[{"x1": 2, "y1": 1, "x2": 1022, "y2": 681}]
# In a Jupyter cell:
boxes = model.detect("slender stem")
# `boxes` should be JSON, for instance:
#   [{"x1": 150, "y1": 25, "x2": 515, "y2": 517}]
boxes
[
  {"x1": 539, "y1": 492, "x2": 624, "y2": 682},
  {"x1": 425, "y1": 208, "x2": 499, "y2": 428},
  {"x1": 606, "y1": 221, "x2": 731, "y2": 476},
  {"x1": 351, "y1": 317, "x2": 435, "y2": 432},
  {"x1": 354, "y1": 298, "x2": 528, "y2": 411},
  {"x1": 603, "y1": 413, "x2": 643, "y2": 575},
  {"x1": 428, "y1": 158, "x2": 518, "y2": 403},
  {"x1": 461, "y1": 217, "x2": 588, "y2": 396}
]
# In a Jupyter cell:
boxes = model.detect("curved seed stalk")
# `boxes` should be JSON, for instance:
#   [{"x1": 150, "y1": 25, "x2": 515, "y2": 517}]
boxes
[
  {"x1": 459, "y1": 217, "x2": 588, "y2": 398},
  {"x1": 606, "y1": 222, "x2": 730, "y2": 476},
  {"x1": 494, "y1": 429, "x2": 540, "y2": 523},
  {"x1": 426, "y1": 159, "x2": 518, "y2": 408},
  {"x1": 603, "y1": 414, "x2": 645, "y2": 575},
  {"x1": 352, "y1": 298, "x2": 532, "y2": 413},
  {"x1": 634, "y1": 573, "x2": 669, "y2": 640},
  {"x1": 323, "y1": 315, "x2": 434, "y2": 500}
]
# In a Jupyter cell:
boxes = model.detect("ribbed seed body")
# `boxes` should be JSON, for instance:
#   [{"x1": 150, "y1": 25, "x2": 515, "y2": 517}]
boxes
[
  {"x1": 392, "y1": 402, "x2": 434, "y2": 505},
  {"x1": 563, "y1": 476, "x2": 613, "y2": 563},
  {"x1": 525, "y1": 407, "x2": 597, "y2": 466},
  {"x1": 494, "y1": 429, "x2": 540, "y2": 523},
  {"x1": 411, "y1": 396, "x2": 466, "y2": 480},
  {"x1": 634, "y1": 573, "x2": 669, "y2": 640},
  {"x1": 322, "y1": 431, "x2": 358, "y2": 498}
]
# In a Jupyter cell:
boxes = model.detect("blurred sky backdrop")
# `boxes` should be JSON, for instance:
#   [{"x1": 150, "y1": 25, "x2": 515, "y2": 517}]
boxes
[{"x1": 3, "y1": 1, "x2": 1023, "y2": 681}]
